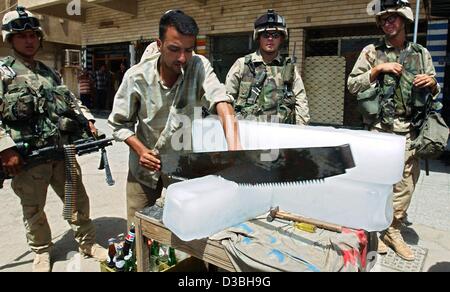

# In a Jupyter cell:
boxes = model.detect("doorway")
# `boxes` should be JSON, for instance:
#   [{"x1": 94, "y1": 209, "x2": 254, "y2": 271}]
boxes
[
  {"x1": 88, "y1": 42, "x2": 130, "y2": 110},
  {"x1": 210, "y1": 34, "x2": 255, "y2": 83}
]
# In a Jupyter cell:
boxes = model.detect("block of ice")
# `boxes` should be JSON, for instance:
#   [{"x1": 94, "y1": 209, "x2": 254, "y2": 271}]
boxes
[
  {"x1": 272, "y1": 177, "x2": 394, "y2": 232},
  {"x1": 163, "y1": 176, "x2": 393, "y2": 241},
  {"x1": 163, "y1": 175, "x2": 272, "y2": 242}
]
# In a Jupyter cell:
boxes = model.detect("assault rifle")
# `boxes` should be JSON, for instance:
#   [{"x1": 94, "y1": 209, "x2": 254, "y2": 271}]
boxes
[
  {"x1": 280, "y1": 42, "x2": 297, "y2": 124},
  {"x1": 0, "y1": 137, "x2": 115, "y2": 189}
]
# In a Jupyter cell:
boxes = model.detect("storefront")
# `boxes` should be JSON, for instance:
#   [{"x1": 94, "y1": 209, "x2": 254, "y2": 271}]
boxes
[{"x1": 24, "y1": 0, "x2": 439, "y2": 125}]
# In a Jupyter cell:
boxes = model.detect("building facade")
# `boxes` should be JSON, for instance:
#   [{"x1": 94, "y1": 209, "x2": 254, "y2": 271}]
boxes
[{"x1": 22, "y1": 0, "x2": 449, "y2": 126}]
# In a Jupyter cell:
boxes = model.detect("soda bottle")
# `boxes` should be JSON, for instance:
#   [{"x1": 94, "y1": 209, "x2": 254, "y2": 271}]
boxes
[
  {"x1": 122, "y1": 223, "x2": 135, "y2": 258},
  {"x1": 115, "y1": 259, "x2": 126, "y2": 272},
  {"x1": 124, "y1": 250, "x2": 136, "y2": 272},
  {"x1": 168, "y1": 247, "x2": 177, "y2": 266},
  {"x1": 117, "y1": 233, "x2": 125, "y2": 243},
  {"x1": 115, "y1": 244, "x2": 125, "y2": 272},
  {"x1": 158, "y1": 245, "x2": 169, "y2": 272},
  {"x1": 107, "y1": 238, "x2": 117, "y2": 268},
  {"x1": 150, "y1": 240, "x2": 160, "y2": 256}
]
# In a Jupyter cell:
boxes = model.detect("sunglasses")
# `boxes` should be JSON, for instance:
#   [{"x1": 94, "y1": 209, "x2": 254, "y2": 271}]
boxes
[
  {"x1": 380, "y1": 14, "x2": 399, "y2": 26},
  {"x1": 2, "y1": 17, "x2": 40, "y2": 32},
  {"x1": 261, "y1": 31, "x2": 281, "y2": 39}
]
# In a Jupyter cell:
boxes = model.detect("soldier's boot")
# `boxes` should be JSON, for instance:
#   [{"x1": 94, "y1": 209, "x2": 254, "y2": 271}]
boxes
[
  {"x1": 401, "y1": 214, "x2": 413, "y2": 227},
  {"x1": 382, "y1": 221, "x2": 415, "y2": 261},
  {"x1": 377, "y1": 237, "x2": 389, "y2": 255},
  {"x1": 79, "y1": 243, "x2": 108, "y2": 262},
  {"x1": 32, "y1": 251, "x2": 51, "y2": 272}
]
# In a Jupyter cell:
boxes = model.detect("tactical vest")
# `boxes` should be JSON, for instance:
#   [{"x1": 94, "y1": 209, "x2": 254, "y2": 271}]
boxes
[
  {"x1": 235, "y1": 54, "x2": 295, "y2": 124},
  {"x1": 0, "y1": 56, "x2": 86, "y2": 150},
  {"x1": 376, "y1": 42, "x2": 426, "y2": 125}
]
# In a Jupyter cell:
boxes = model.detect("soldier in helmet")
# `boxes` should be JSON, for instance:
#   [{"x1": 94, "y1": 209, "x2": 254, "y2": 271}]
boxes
[
  {"x1": 0, "y1": 6, "x2": 107, "y2": 271},
  {"x1": 226, "y1": 9, "x2": 310, "y2": 125},
  {"x1": 348, "y1": 0, "x2": 441, "y2": 261}
]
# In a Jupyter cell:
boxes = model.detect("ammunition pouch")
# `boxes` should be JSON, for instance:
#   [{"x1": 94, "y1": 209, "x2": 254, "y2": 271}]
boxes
[
  {"x1": 379, "y1": 89, "x2": 396, "y2": 126},
  {"x1": 58, "y1": 117, "x2": 79, "y2": 133},
  {"x1": 236, "y1": 104, "x2": 264, "y2": 119},
  {"x1": 357, "y1": 74, "x2": 398, "y2": 126},
  {"x1": 237, "y1": 81, "x2": 252, "y2": 105},
  {"x1": 278, "y1": 93, "x2": 296, "y2": 124},
  {"x1": 50, "y1": 85, "x2": 75, "y2": 117},
  {"x1": 0, "y1": 83, "x2": 36, "y2": 122},
  {"x1": 411, "y1": 86, "x2": 433, "y2": 129},
  {"x1": 356, "y1": 85, "x2": 381, "y2": 125}
]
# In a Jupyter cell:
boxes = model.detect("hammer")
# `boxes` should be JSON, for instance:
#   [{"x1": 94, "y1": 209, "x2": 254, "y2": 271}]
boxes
[{"x1": 267, "y1": 207, "x2": 343, "y2": 233}]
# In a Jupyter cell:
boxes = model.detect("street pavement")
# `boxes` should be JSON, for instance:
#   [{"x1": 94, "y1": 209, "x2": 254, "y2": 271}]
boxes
[{"x1": 0, "y1": 115, "x2": 449, "y2": 272}]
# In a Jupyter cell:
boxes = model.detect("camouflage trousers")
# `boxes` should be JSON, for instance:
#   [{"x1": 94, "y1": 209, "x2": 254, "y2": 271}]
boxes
[
  {"x1": 126, "y1": 171, "x2": 162, "y2": 227},
  {"x1": 11, "y1": 161, "x2": 96, "y2": 254},
  {"x1": 372, "y1": 128, "x2": 420, "y2": 220}
]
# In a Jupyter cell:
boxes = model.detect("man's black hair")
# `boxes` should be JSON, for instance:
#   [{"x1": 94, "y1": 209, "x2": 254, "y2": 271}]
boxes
[{"x1": 159, "y1": 10, "x2": 199, "y2": 40}]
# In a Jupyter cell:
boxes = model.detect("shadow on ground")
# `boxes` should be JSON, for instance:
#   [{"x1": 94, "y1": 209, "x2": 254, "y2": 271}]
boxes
[
  {"x1": 427, "y1": 153, "x2": 450, "y2": 173},
  {"x1": 427, "y1": 262, "x2": 450, "y2": 272},
  {"x1": 0, "y1": 217, "x2": 126, "y2": 271},
  {"x1": 402, "y1": 226, "x2": 420, "y2": 245},
  {"x1": 44, "y1": 217, "x2": 126, "y2": 264},
  {"x1": 92, "y1": 111, "x2": 112, "y2": 119}
]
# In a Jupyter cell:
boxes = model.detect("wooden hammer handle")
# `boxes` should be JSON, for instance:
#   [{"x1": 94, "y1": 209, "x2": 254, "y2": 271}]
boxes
[{"x1": 276, "y1": 211, "x2": 343, "y2": 233}]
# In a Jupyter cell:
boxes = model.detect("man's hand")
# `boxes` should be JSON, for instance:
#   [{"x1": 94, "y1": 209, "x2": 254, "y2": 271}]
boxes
[
  {"x1": 378, "y1": 62, "x2": 403, "y2": 76},
  {"x1": 413, "y1": 74, "x2": 436, "y2": 89},
  {"x1": 380, "y1": 63, "x2": 403, "y2": 76},
  {"x1": 125, "y1": 136, "x2": 161, "y2": 171},
  {"x1": 137, "y1": 148, "x2": 161, "y2": 171},
  {"x1": 0, "y1": 148, "x2": 23, "y2": 176},
  {"x1": 216, "y1": 102, "x2": 243, "y2": 151},
  {"x1": 88, "y1": 121, "x2": 98, "y2": 137},
  {"x1": 371, "y1": 62, "x2": 403, "y2": 82}
]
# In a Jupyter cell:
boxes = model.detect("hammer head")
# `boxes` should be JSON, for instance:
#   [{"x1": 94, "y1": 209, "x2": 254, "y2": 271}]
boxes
[{"x1": 267, "y1": 206, "x2": 280, "y2": 222}]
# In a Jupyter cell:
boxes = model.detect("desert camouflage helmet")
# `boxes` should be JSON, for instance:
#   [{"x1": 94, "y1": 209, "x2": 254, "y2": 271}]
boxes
[
  {"x1": 254, "y1": 9, "x2": 288, "y2": 40},
  {"x1": 2, "y1": 6, "x2": 44, "y2": 42},
  {"x1": 373, "y1": 0, "x2": 414, "y2": 25}
]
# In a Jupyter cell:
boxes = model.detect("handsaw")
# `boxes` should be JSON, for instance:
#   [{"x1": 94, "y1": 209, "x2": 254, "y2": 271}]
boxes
[{"x1": 160, "y1": 144, "x2": 355, "y2": 186}]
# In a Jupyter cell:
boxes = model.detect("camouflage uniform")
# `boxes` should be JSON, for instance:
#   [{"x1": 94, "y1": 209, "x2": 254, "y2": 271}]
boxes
[
  {"x1": 348, "y1": 38, "x2": 440, "y2": 221},
  {"x1": 108, "y1": 53, "x2": 233, "y2": 225},
  {"x1": 0, "y1": 53, "x2": 97, "y2": 255},
  {"x1": 226, "y1": 50, "x2": 310, "y2": 125}
]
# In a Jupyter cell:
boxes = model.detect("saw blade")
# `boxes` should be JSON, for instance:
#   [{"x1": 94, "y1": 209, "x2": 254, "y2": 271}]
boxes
[{"x1": 161, "y1": 144, "x2": 355, "y2": 185}]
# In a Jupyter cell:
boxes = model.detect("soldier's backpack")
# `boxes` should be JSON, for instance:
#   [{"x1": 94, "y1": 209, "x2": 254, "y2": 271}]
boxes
[{"x1": 411, "y1": 111, "x2": 449, "y2": 159}]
